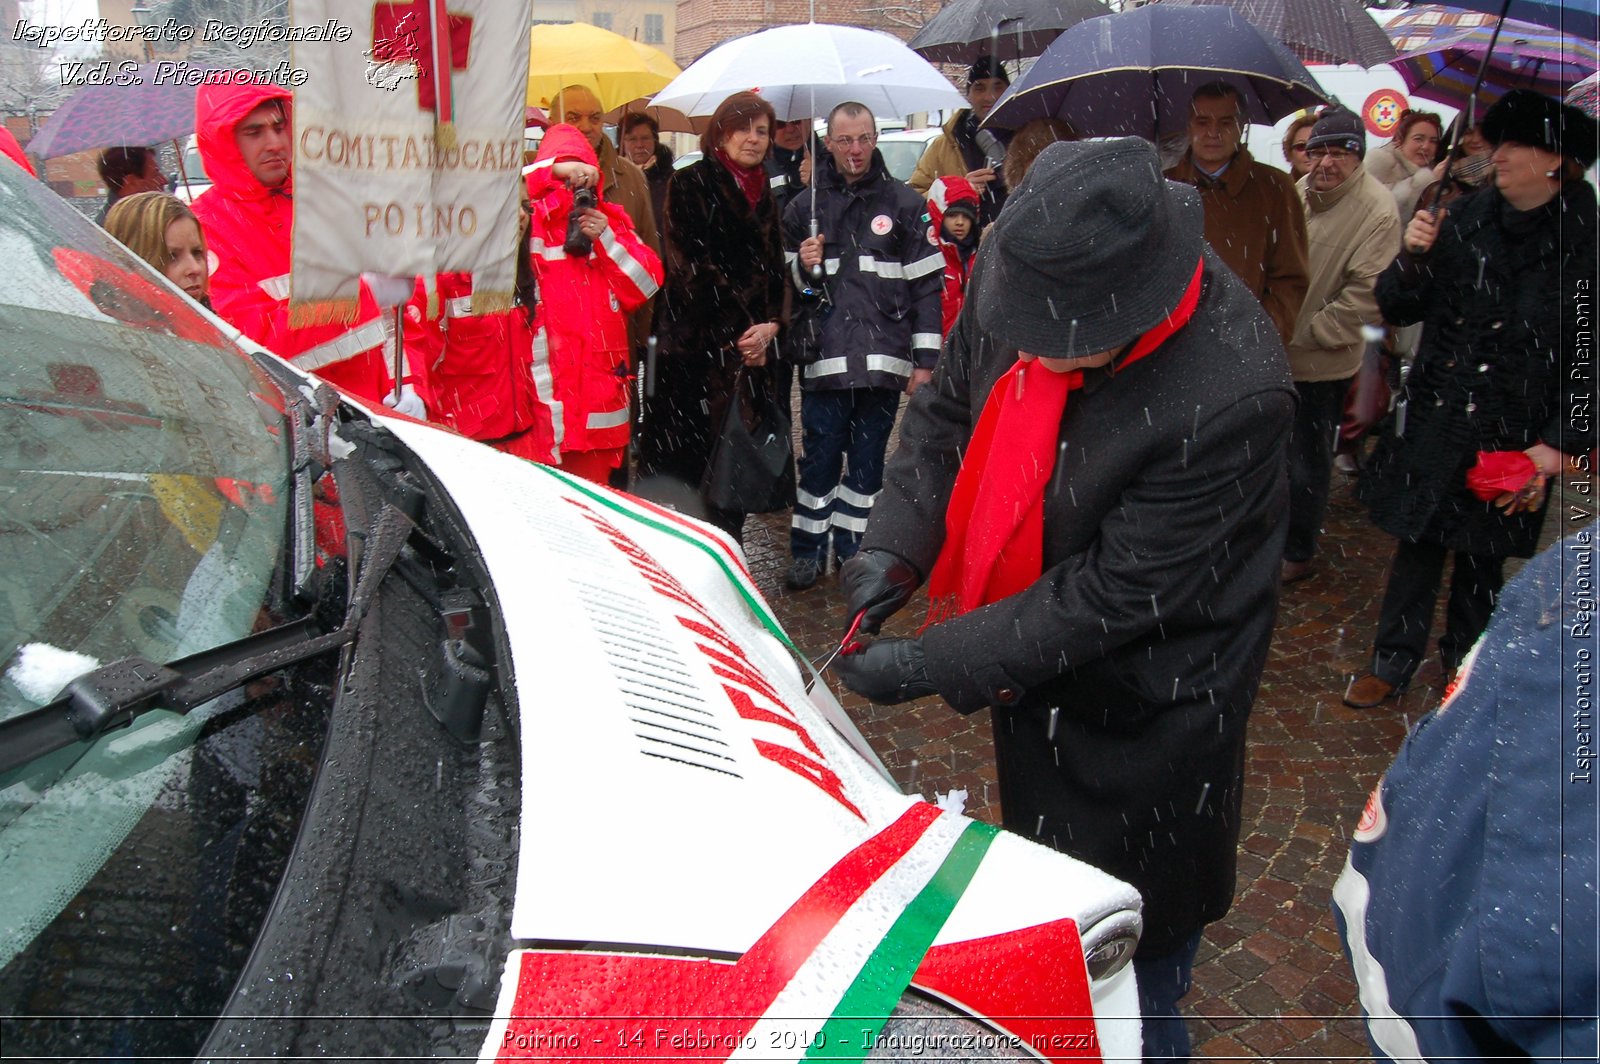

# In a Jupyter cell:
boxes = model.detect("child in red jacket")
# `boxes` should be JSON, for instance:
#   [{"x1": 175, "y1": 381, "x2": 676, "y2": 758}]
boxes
[{"x1": 927, "y1": 176, "x2": 980, "y2": 338}]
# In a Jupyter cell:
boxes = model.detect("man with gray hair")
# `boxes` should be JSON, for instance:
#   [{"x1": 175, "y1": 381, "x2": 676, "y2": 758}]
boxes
[
  {"x1": 1165, "y1": 82, "x2": 1308, "y2": 347},
  {"x1": 834, "y1": 138, "x2": 1294, "y2": 1062},
  {"x1": 783, "y1": 101, "x2": 943, "y2": 590}
]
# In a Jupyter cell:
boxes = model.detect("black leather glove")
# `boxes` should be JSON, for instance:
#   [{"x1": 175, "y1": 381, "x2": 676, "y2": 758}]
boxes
[
  {"x1": 833, "y1": 638, "x2": 937, "y2": 705},
  {"x1": 839, "y1": 550, "x2": 922, "y2": 634}
]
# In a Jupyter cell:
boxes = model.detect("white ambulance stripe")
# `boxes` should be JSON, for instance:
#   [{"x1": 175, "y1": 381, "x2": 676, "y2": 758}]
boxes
[
  {"x1": 790, "y1": 512, "x2": 832, "y2": 534},
  {"x1": 530, "y1": 325, "x2": 564, "y2": 455},
  {"x1": 912, "y1": 332, "x2": 941, "y2": 351},
  {"x1": 597, "y1": 225, "x2": 660, "y2": 298},
  {"x1": 295, "y1": 318, "x2": 389, "y2": 373},
  {"x1": 725, "y1": 812, "x2": 970, "y2": 1064},
  {"x1": 1331, "y1": 856, "x2": 1426, "y2": 1063},
  {"x1": 257, "y1": 273, "x2": 291, "y2": 301},
  {"x1": 586, "y1": 405, "x2": 630, "y2": 430},
  {"x1": 834, "y1": 483, "x2": 878, "y2": 509}
]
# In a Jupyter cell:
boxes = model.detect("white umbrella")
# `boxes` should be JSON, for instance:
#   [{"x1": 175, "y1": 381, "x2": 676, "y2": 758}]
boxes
[{"x1": 649, "y1": 23, "x2": 966, "y2": 121}]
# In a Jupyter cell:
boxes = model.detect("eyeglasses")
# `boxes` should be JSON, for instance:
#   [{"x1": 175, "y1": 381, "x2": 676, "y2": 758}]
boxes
[
  {"x1": 1289, "y1": 141, "x2": 1310, "y2": 154},
  {"x1": 829, "y1": 133, "x2": 877, "y2": 148},
  {"x1": 1306, "y1": 147, "x2": 1355, "y2": 162}
]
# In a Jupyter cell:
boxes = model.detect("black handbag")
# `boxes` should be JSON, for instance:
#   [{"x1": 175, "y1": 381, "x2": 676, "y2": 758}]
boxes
[{"x1": 701, "y1": 367, "x2": 796, "y2": 514}]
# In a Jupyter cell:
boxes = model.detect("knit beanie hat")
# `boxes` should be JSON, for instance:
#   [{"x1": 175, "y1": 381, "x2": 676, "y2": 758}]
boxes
[{"x1": 1307, "y1": 108, "x2": 1366, "y2": 159}]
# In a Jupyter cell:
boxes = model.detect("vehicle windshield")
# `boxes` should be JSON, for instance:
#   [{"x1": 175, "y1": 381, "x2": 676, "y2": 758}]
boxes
[{"x1": 0, "y1": 165, "x2": 299, "y2": 999}]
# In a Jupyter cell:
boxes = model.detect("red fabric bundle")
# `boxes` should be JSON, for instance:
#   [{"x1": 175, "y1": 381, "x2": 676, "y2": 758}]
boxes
[{"x1": 1465, "y1": 450, "x2": 1538, "y2": 501}]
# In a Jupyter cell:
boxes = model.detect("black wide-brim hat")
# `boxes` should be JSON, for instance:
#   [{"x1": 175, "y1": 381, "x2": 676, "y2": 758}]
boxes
[
  {"x1": 973, "y1": 138, "x2": 1204, "y2": 358},
  {"x1": 1481, "y1": 88, "x2": 1598, "y2": 169}
]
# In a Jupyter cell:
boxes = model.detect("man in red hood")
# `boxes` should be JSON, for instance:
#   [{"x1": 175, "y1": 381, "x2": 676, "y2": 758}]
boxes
[{"x1": 191, "y1": 80, "x2": 420, "y2": 410}]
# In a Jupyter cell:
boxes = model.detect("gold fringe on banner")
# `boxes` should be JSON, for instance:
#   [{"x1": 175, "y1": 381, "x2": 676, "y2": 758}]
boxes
[
  {"x1": 422, "y1": 273, "x2": 441, "y2": 320},
  {"x1": 469, "y1": 287, "x2": 515, "y2": 316},
  {"x1": 435, "y1": 120, "x2": 457, "y2": 152},
  {"x1": 288, "y1": 297, "x2": 362, "y2": 329}
]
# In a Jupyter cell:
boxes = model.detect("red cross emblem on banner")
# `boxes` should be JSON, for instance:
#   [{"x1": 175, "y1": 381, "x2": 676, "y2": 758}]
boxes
[
  {"x1": 371, "y1": 1, "x2": 473, "y2": 115},
  {"x1": 1362, "y1": 88, "x2": 1408, "y2": 138}
]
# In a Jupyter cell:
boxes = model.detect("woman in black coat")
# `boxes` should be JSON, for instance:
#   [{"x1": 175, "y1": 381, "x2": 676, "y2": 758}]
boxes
[
  {"x1": 1346, "y1": 90, "x2": 1598, "y2": 707},
  {"x1": 636, "y1": 92, "x2": 786, "y2": 541}
]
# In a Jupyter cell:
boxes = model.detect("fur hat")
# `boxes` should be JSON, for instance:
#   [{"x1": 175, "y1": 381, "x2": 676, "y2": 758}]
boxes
[
  {"x1": 1482, "y1": 88, "x2": 1598, "y2": 169},
  {"x1": 967, "y1": 55, "x2": 1010, "y2": 86},
  {"x1": 972, "y1": 138, "x2": 1204, "y2": 358},
  {"x1": 1307, "y1": 108, "x2": 1366, "y2": 159}
]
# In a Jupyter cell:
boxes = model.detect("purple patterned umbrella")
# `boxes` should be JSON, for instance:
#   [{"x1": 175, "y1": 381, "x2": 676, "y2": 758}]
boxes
[
  {"x1": 1387, "y1": 9, "x2": 1599, "y2": 109},
  {"x1": 1567, "y1": 71, "x2": 1599, "y2": 117},
  {"x1": 25, "y1": 63, "x2": 219, "y2": 159}
]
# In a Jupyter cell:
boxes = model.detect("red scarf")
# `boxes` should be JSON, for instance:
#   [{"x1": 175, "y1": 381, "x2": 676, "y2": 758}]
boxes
[
  {"x1": 924, "y1": 258, "x2": 1206, "y2": 626},
  {"x1": 715, "y1": 148, "x2": 766, "y2": 210}
]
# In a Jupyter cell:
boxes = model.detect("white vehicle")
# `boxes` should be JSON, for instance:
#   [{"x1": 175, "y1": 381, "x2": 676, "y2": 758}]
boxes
[
  {"x1": 877, "y1": 127, "x2": 942, "y2": 183},
  {"x1": 0, "y1": 161, "x2": 1145, "y2": 1062}
]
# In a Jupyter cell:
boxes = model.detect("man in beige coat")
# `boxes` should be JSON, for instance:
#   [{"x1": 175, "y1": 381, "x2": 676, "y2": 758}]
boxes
[
  {"x1": 1165, "y1": 83, "x2": 1309, "y2": 346},
  {"x1": 1282, "y1": 109, "x2": 1401, "y2": 583}
]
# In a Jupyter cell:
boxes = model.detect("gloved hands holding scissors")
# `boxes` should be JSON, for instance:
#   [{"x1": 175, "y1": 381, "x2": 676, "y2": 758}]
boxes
[
  {"x1": 838, "y1": 550, "x2": 921, "y2": 634},
  {"x1": 833, "y1": 637, "x2": 936, "y2": 705}
]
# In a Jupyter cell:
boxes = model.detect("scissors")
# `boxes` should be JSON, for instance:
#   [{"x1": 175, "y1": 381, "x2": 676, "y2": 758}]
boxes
[{"x1": 805, "y1": 609, "x2": 868, "y2": 691}]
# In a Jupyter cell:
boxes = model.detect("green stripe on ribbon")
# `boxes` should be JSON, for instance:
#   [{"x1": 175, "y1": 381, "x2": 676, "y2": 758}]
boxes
[
  {"x1": 807, "y1": 820, "x2": 1001, "y2": 1060},
  {"x1": 527, "y1": 464, "x2": 796, "y2": 653}
]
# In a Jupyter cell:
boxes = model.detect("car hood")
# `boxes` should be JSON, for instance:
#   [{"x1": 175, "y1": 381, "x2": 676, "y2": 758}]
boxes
[{"x1": 361, "y1": 412, "x2": 1145, "y2": 1061}]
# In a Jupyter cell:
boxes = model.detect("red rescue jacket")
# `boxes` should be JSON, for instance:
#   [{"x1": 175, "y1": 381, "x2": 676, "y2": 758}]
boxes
[
  {"x1": 926, "y1": 176, "x2": 980, "y2": 337},
  {"x1": 407, "y1": 271, "x2": 550, "y2": 461},
  {"x1": 191, "y1": 81, "x2": 414, "y2": 405},
  {"x1": 524, "y1": 125, "x2": 661, "y2": 461}
]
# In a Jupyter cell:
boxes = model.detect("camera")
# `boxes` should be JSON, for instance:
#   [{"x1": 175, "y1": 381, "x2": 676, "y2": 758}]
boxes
[{"x1": 564, "y1": 185, "x2": 599, "y2": 256}]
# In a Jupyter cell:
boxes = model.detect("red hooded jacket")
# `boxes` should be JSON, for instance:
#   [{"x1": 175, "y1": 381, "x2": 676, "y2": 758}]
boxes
[
  {"x1": 926, "y1": 175, "x2": 980, "y2": 337},
  {"x1": 191, "y1": 81, "x2": 403, "y2": 404},
  {"x1": 406, "y1": 271, "x2": 550, "y2": 461},
  {"x1": 523, "y1": 124, "x2": 661, "y2": 461}
]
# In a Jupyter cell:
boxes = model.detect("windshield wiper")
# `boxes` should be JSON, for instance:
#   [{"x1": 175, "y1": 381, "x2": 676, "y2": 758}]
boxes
[{"x1": 0, "y1": 504, "x2": 413, "y2": 777}]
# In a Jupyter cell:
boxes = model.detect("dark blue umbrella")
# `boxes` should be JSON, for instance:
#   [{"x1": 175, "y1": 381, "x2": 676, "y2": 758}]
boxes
[
  {"x1": 983, "y1": 5, "x2": 1328, "y2": 138},
  {"x1": 26, "y1": 63, "x2": 219, "y2": 159}
]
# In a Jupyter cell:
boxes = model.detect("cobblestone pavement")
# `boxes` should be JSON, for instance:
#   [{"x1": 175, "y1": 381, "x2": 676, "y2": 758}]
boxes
[{"x1": 734, "y1": 461, "x2": 1580, "y2": 1061}]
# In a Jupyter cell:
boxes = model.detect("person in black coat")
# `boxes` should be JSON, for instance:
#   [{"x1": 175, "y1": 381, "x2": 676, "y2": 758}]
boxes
[
  {"x1": 832, "y1": 139, "x2": 1295, "y2": 1064},
  {"x1": 1345, "y1": 90, "x2": 1599, "y2": 708},
  {"x1": 636, "y1": 92, "x2": 786, "y2": 542}
]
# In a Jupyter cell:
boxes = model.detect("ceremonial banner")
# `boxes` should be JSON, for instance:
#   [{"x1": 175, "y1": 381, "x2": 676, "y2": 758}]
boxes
[{"x1": 289, "y1": 0, "x2": 531, "y2": 320}]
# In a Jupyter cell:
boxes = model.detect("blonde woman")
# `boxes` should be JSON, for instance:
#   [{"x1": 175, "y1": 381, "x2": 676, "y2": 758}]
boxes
[{"x1": 104, "y1": 191, "x2": 210, "y2": 306}]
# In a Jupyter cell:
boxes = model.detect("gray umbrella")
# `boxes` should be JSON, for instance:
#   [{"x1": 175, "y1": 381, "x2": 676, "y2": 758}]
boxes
[
  {"x1": 908, "y1": 0, "x2": 1112, "y2": 64},
  {"x1": 1151, "y1": 0, "x2": 1396, "y2": 68}
]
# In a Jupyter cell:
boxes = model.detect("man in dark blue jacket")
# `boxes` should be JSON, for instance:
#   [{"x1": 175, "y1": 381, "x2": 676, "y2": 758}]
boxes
[
  {"x1": 1334, "y1": 523, "x2": 1599, "y2": 1061},
  {"x1": 782, "y1": 101, "x2": 943, "y2": 590}
]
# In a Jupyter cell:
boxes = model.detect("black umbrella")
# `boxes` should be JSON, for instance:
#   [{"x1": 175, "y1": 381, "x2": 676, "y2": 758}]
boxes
[
  {"x1": 983, "y1": 5, "x2": 1329, "y2": 138},
  {"x1": 908, "y1": 0, "x2": 1112, "y2": 64},
  {"x1": 1152, "y1": 0, "x2": 1396, "y2": 68}
]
